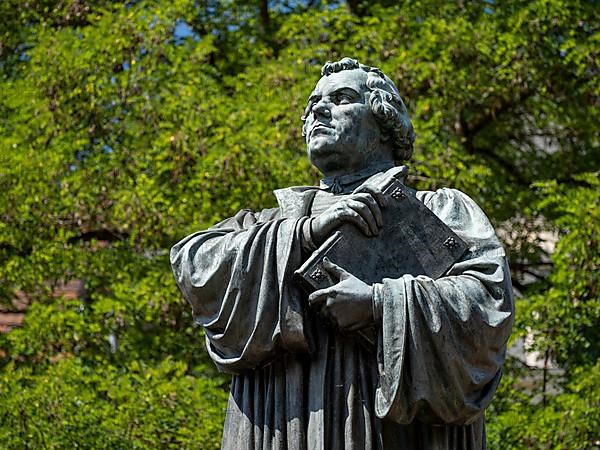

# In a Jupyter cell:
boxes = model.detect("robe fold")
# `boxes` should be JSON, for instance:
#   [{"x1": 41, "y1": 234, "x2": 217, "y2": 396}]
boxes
[{"x1": 170, "y1": 174, "x2": 514, "y2": 450}]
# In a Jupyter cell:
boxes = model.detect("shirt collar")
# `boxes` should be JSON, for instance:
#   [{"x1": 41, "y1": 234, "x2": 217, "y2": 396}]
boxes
[{"x1": 320, "y1": 161, "x2": 396, "y2": 194}]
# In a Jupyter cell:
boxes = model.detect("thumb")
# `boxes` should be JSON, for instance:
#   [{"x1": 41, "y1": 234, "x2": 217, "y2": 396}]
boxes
[{"x1": 322, "y1": 257, "x2": 350, "y2": 279}]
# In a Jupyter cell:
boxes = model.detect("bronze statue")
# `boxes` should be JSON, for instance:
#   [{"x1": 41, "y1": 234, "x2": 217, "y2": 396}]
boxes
[{"x1": 171, "y1": 57, "x2": 514, "y2": 449}]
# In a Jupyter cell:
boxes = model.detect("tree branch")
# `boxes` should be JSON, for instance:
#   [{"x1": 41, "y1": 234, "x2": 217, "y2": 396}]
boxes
[
  {"x1": 259, "y1": 0, "x2": 270, "y2": 33},
  {"x1": 458, "y1": 90, "x2": 535, "y2": 186}
]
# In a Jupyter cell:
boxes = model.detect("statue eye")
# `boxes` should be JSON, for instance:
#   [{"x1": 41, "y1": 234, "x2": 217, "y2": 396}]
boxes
[{"x1": 334, "y1": 93, "x2": 353, "y2": 105}]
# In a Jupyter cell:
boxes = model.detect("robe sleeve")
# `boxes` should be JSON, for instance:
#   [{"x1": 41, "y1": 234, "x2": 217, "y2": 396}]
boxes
[
  {"x1": 374, "y1": 188, "x2": 514, "y2": 425},
  {"x1": 170, "y1": 209, "x2": 310, "y2": 374}
]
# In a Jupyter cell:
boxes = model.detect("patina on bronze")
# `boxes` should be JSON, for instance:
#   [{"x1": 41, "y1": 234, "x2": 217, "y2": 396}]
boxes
[{"x1": 171, "y1": 58, "x2": 514, "y2": 449}]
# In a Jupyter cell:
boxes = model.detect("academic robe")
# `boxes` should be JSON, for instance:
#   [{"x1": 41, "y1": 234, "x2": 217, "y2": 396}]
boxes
[{"x1": 170, "y1": 173, "x2": 514, "y2": 450}]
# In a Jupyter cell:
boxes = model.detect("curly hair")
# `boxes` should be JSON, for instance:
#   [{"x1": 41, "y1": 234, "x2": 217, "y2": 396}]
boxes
[{"x1": 302, "y1": 57, "x2": 415, "y2": 162}]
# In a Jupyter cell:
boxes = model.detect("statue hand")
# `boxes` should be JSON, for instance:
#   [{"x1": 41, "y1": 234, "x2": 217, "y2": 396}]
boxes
[
  {"x1": 352, "y1": 165, "x2": 408, "y2": 207},
  {"x1": 308, "y1": 258, "x2": 374, "y2": 331},
  {"x1": 310, "y1": 192, "x2": 383, "y2": 245}
]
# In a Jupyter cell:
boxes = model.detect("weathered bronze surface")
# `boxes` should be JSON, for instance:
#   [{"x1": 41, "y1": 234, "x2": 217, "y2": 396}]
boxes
[{"x1": 171, "y1": 57, "x2": 514, "y2": 449}]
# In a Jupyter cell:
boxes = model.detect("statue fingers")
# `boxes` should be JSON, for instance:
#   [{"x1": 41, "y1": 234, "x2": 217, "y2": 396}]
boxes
[
  {"x1": 353, "y1": 185, "x2": 388, "y2": 208},
  {"x1": 351, "y1": 193, "x2": 383, "y2": 229},
  {"x1": 322, "y1": 257, "x2": 351, "y2": 280},
  {"x1": 339, "y1": 209, "x2": 372, "y2": 236},
  {"x1": 308, "y1": 286, "x2": 335, "y2": 308},
  {"x1": 323, "y1": 297, "x2": 342, "y2": 327},
  {"x1": 347, "y1": 200, "x2": 378, "y2": 236}
]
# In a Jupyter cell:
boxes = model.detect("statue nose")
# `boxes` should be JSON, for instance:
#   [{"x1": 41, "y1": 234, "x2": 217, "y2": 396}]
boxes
[{"x1": 312, "y1": 100, "x2": 331, "y2": 118}]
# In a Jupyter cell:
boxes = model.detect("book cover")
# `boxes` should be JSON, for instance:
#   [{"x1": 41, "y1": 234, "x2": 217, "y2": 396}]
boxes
[{"x1": 294, "y1": 179, "x2": 468, "y2": 347}]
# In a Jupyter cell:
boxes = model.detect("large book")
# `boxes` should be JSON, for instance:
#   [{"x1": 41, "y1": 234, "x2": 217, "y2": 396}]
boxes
[{"x1": 294, "y1": 177, "x2": 468, "y2": 346}]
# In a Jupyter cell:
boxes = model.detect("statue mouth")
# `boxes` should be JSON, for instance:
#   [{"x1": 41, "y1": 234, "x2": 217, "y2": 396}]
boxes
[{"x1": 309, "y1": 124, "x2": 333, "y2": 139}]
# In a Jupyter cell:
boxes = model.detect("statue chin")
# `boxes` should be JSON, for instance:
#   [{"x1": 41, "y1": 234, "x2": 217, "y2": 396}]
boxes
[{"x1": 308, "y1": 140, "x2": 348, "y2": 172}]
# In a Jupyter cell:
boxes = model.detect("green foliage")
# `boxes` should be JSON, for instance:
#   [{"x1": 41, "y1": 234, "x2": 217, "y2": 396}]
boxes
[
  {"x1": 520, "y1": 173, "x2": 600, "y2": 368},
  {"x1": 0, "y1": 357, "x2": 227, "y2": 449},
  {"x1": 488, "y1": 360, "x2": 600, "y2": 449},
  {"x1": 0, "y1": 0, "x2": 598, "y2": 447}
]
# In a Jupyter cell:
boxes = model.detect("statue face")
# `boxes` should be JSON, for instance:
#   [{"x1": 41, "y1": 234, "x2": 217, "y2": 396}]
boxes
[{"x1": 304, "y1": 69, "x2": 390, "y2": 177}]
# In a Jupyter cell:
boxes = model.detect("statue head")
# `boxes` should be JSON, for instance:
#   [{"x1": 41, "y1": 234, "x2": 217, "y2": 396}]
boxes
[{"x1": 301, "y1": 57, "x2": 415, "y2": 177}]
